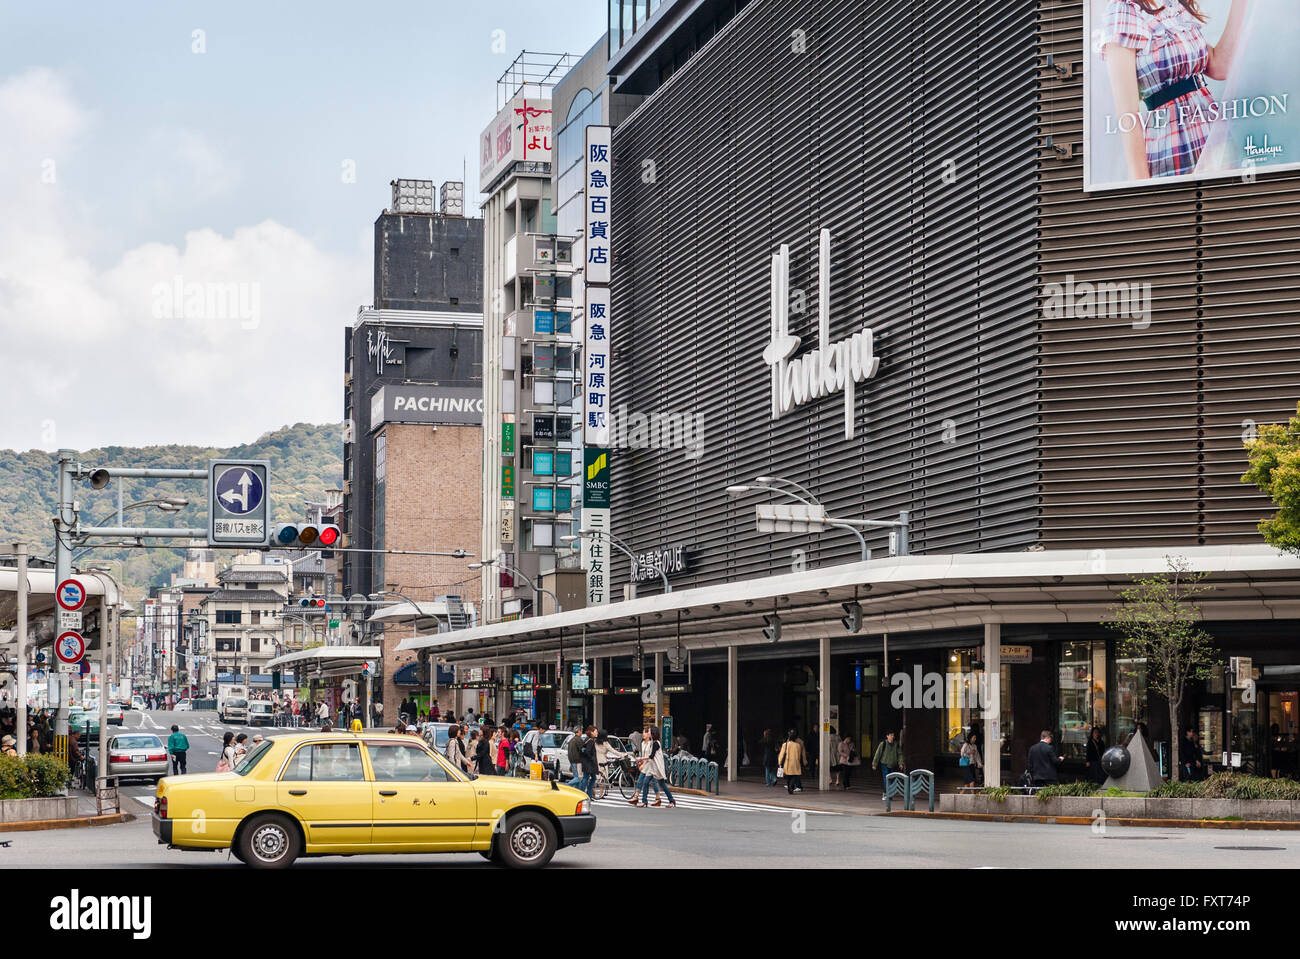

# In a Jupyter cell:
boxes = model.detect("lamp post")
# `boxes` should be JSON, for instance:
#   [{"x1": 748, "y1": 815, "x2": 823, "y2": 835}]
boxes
[
  {"x1": 370, "y1": 589, "x2": 427, "y2": 723},
  {"x1": 727, "y1": 479, "x2": 870, "y2": 562},
  {"x1": 558, "y1": 530, "x2": 671, "y2": 595},
  {"x1": 470, "y1": 555, "x2": 563, "y2": 726}
]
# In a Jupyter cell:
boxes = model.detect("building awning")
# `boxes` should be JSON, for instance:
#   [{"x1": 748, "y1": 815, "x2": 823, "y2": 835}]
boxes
[
  {"x1": 266, "y1": 645, "x2": 382, "y2": 680},
  {"x1": 0, "y1": 567, "x2": 126, "y2": 652},
  {"x1": 395, "y1": 545, "x2": 1300, "y2": 666},
  {"x1": 367, "y1": 600, "x2": 459, "y2": 627}
]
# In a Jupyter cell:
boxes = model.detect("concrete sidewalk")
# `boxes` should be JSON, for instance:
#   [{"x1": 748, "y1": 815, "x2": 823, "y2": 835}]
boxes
[{"x1": 681, "y1": 775, "x2": 892, "y2": 814}]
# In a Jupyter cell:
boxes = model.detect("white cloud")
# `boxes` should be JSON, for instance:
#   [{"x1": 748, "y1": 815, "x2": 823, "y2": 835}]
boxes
[{"x1": 0, "y1": 68, "x2": 366, "y2": 451}]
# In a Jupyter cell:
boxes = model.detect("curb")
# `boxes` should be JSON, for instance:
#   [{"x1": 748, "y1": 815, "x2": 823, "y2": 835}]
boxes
[
  {"x1": 888, "y1": 810, "x2": 1300, "y2": 830},
  {"x1": 0, "y1": 812, "x2": 134, "y2": 833},
  {"x1": 670, "y1": 786, "x2": 885, "y2": 816}
]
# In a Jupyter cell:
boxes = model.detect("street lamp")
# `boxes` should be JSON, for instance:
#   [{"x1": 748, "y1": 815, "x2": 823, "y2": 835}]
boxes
[
  {"x1": 559, "y1": 531, "x2": 671, "y2": 594},
  {"x1": 467, "y1": 555, "x2": 563, "y2": 613},
  {"x1": 728, "y1": 478, "x2": 870, "y2": 562}
]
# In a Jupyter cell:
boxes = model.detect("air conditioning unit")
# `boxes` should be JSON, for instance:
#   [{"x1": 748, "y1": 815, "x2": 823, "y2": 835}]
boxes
[{"x1": 342, "y1": 419, "x2": 354, "y2": 444}]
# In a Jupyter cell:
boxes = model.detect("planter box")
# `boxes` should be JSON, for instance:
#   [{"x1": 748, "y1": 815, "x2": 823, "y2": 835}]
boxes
[
  {"x1": 1059, "y1": 796, "x2": 1103, "y2": 819},
  {"x1": 1238, "y1": 800, "x2": 1293, "y2": 822},
  {"x1": 939, "y1": 794, "x2": 956, "y2": 812},
  {"x1": 1032, "y1": 797, "x2": 1060, "y2": 817},
  {"x1": 1101, "y1": 797, "x2": 1148, "y2": 819},
  {"x1": 1, "y1": 796, "x2": 79, "y2": 823},
  {"x1": 1191, "y1": 799, "x2": 1239, "y2": 820},
  {"x1": 1145, "y1": 799, "x2": 1194, "y2": 820}
]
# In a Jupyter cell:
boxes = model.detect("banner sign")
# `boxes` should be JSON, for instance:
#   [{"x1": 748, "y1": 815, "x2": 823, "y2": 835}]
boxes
[
  {"x1": 1084, "y1": 0, "x2": 1300, "y2": 190},
  {"x1": 584, "y1": 125, "x2": 613, "y2": 284},
  {"x1": 583, "y1": 447, "x2": 610, "y2": 508},
  {"x1": 502, "y1": 422, "x2": 515, "y2": 456},
  {"x1": 370, "y1": 384, "x2": 484, "y2": 429},
  {"x1": 584, "y1": 286, "x2": 611, "y2": 445},
  {"x1": 583, "y1": 508, "x2": 611, "y2": 606}
]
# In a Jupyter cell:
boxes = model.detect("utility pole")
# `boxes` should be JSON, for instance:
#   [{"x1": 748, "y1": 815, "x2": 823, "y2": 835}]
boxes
[{"x1": 10, "y1": 543, "x2": 29, "y2": 757}]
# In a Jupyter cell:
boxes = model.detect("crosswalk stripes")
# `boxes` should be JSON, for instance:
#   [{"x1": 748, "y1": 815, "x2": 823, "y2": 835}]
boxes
[{"x1": 592, "y1": 794, "x2": 838, "y2": 815}]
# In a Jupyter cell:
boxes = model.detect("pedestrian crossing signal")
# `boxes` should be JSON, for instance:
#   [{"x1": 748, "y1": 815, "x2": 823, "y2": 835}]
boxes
[
  {"x1": 841, "y1": 601, "x2": 863, "y2": 633},
  {"x1": 763, "y1": 614, "x2": 781, "y2": 643}
]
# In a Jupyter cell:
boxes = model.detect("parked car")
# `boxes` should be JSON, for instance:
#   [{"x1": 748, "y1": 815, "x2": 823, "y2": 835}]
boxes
[
  {"x1": 175, "y1": 699, "x2": 192, "y2": 712},
  {"x1": 247, "y1": 701, "x2": 274, "y2": 726},
  {"x1": 107, "y1": 733, "x2": 170, "y2": 783},
  {"x1": 151, "y1": 731, "x2": 595, "y2": 868}
]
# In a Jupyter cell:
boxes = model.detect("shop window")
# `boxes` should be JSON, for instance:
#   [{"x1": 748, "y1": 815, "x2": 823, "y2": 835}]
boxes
[
  {"x1": 1111, "y1": 655, "x2": 1147, "y2": 746},
  {"x1": 1058, "y1": 640, "x2": 1108, "y2": 759},
  {"x1": 942, "y1": 648, "x2": 982, "y2": 755}
]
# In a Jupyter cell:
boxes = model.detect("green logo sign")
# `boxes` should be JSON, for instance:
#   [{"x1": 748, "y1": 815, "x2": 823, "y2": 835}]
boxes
[
  {"x1": 583, "y1": 448, "x2": 610, "y2": 508},
  {"x1": 502, "y1": 422, "x2": 515, "y2": 456},
  {"x1": 502, "y1": 464, "x2": 515, "y2": 498}
]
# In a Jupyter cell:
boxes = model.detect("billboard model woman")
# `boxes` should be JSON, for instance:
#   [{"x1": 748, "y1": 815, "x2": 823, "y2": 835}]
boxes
[{"x1": 1102, "y1": 0, "x2": 1250, "y2": 181}]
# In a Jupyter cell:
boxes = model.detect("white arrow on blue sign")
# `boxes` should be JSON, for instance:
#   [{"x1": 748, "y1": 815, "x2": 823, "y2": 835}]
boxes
[{"x1": 214, "y1": 465, "x2": 265, "y2": 515}]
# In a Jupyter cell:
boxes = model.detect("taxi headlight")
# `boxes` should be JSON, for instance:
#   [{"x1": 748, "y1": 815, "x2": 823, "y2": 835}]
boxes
[{"x1": 576, "y1": 799, "x2": 589, "y2": 815}]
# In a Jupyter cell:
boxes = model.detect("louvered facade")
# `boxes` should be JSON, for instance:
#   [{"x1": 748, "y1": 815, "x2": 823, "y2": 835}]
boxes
[{"x1": 608, "y1": 0, "x2": 1300, "y2": 589}]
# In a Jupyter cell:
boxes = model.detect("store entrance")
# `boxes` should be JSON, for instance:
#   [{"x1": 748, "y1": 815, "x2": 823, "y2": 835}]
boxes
[{"x1": 1265, "y1": 690, "x2": 1299, "y2": 778}]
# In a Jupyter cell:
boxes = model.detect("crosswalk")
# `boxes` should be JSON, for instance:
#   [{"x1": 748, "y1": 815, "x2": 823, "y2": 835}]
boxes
[{"x1": 592, "y1": 793, "x2": 839, "y2": 815}]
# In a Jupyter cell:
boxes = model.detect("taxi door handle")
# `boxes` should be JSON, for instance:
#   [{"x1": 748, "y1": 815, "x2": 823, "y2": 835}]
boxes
[
  {"x1": 288, "y1": 789, "x2": 307, "y2": 796},
  {"x1": 379, "y1": 790, "x2": 398, "y2": 796}
]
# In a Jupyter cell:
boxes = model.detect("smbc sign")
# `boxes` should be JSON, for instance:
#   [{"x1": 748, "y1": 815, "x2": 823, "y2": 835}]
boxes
[{"x1": 583, "y1": 448, "x2": 610, "y2": 508}]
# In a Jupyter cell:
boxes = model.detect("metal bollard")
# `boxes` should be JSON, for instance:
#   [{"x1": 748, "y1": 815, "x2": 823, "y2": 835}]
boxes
[
  {"x1": 908, "y1": 769, "x2": 935, "y2": 812},
  {"x1": 885, "y1": 771, "x2": 909, "y2": 811}
]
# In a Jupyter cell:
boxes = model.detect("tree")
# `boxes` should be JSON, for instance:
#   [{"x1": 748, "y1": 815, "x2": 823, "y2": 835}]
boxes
[
  {"x1": 1105, "y1": 557, "x2": 1218, "y2": 782},
  {"x1": 1242, "y1": 402, "x2": 1300, "y2": 553}
]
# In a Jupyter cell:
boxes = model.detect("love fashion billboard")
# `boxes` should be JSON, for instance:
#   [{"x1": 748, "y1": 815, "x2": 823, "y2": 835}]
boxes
[{"x1": 1084, "y1": 0, "x2": 1300, "y2": 191}]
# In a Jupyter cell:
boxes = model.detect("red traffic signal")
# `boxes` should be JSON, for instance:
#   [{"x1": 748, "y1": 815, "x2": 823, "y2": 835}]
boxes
[{"x1": 272, "y1": 523, "x2": 341, "y2": 549}]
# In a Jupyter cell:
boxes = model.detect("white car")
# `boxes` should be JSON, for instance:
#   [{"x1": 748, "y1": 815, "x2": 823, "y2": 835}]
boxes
[
  {"x1": 106, "y1": 702, "x2": 124, "y2": 725},
  {"x1": 131, "y1": 697, "x2": 145, "y2": 711},
  {"x1": 174, "y1": 699, "x2": 192, "y2": 712}
]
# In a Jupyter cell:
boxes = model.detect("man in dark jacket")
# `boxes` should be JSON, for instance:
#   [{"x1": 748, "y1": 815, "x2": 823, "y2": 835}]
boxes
[
  {"x1": 567, "y1": 730, "x2": 586, "y2": 787},
  {"x1": 1179, "y1": 728, "x2": 1204, "y2": 781},
  {"x1": 577, "y1": 725, "x2": 599, "y2": 799},
  {"x1": 1028, "y1": 730, "x2": 1063, "y2": 786}
]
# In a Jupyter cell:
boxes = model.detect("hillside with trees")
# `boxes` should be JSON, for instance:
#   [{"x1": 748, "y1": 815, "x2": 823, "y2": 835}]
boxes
[{"x1": 0, "y1": 422, "x2": 343, "y2": 602}]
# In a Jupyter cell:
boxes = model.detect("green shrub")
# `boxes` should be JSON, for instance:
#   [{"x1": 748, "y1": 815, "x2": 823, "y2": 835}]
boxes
[
  {"x1": 1035, "y1": 781, "x2": 1100, "y2": 801},
  {"x1": 1148, "y1": 773, "x2": 1300, "y2": 801},
  {"x1": 0, "y1": 755, "x2": 26, "y2": 799},
  {"x1": 980, "y1": 786, "x2": 1011, "y2": 803},
  {"x1": 24, "y1": 755, "x2": 70, "y2": 797}
]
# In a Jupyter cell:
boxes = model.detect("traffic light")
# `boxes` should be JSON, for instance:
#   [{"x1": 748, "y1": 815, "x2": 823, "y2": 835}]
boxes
[
  {"x1": 841, "y1": 601, "x2": 863, "y2": 634},
  {"x1": 271, "y1": 523, "x2": 341, "y2": 548},
  {"x1": 763, "y1": 614, "x2": 781, "y2": 643},
  {"x1": 298, "y1": 596, "x2": 327, "y2": 610}
]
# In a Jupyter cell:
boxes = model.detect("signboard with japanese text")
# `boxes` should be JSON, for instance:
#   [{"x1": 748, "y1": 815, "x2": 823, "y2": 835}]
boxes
[
  {"x1": 501, "y1": 464, "x2": 515, "y2": 498},
  {"x1": 480, "y1": 96, "x2": 553, "y2": 189},
  {"x1": 582, "y1": 508, "x2": 611, "y2": 607},
  {"x1": 584, "y1": 125, "x2": 612, "y2": 284},
  {"x1": 208, "y1": 459, "x2": 270, "y2": 546},
  {"x1": 583, "y1": 447, "x2": 610, "y2": 508},
  {"x1": 502, "y1": 422, "x2": 515, "y2": 456},
  {"x1": 584, "y1": 286, "x2": 611, "y2": 445}
]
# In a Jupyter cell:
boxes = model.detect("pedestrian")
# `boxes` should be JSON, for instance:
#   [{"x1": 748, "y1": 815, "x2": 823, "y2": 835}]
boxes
[
  {"x1": 827, "y1": 726, "x2": 844, "y2": 788},
  {"x1": 837, "y1": 733, "x2": 858, "y2": 790},
  {"x1": 429, "y1": 699, "x2": 440, "y2": 722},
  {"x1": 1027, "y1": 730, "x2": 1063, "y2": 787},
  {"x1": 465, "y1": 728, "x2": 483, "y2": 775},
  {"x1": 761, "y1": 728, "x2": 779, "y2": 787},
  {"x1": 1086, "y1": 726, "x2": 1109, "y2": 785},
  {"x1": 495, "y1": 727, "x2": 511, "y2": 775},
  {"x1": 217, "y1": 732, "x2": 236, "y2": 772},
  {"x1": 701, "y1": 723, "x2": 716, "y2": 759},
  {"x1": 960, "y1": 731, "x2": 983, "y2": 789},
  {"x1": 167, "y1": 724, "x2": 189, "y2": 775},
  {"x1": 576, "y1": 725, "x2": 598, "y2": 798},
  {"x1": 446, "y1": 724, "x2": 472, "y2": 775},
  {"x1": 566, "y1": 727, "x2": 585, "y2": 785},
  {"x1": 633, "y1": 725, "x2": 675, "y2": 808},
  {"x1": 1179, "y1": 727, "x2": 1203, "y2": 783},
  {"x1": 872, "y1": 730, "x2": 902, "y2": 800},
  {"x1": 0, "y1": 734, "x2": 16, "y2": 757},
  {"x1": 234, "y1": 732, "x2": 249, "y2": 762},
  {"x1": 317, "y1": 700, "x2": 329, "y2": 727},
  {"x1": 778, "y1": 729, "x2": 806, "y2": 794}
]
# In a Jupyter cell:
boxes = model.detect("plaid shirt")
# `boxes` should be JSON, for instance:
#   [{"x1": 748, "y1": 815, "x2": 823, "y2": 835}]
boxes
[{"x1": 1103, "y1": 0, "x2": 1215, "y2": 178}]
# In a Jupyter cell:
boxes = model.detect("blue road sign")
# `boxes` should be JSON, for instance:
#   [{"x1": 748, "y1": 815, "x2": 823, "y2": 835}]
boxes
[{"x1": 214, "y1": 465, "x2": 265, "y2": 515}]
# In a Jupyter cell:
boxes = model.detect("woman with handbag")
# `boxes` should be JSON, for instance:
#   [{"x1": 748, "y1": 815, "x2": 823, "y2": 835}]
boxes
[
  {"x1": 777, "y1": 729, "x2": 805, "y2": 794},
  {"x1": 960, "y1": 731, "x2": 983, "y2": 788},
  {"x1": 837, "y1": 734, "x2": 858, "y2": 790},
  {"x1": 216, "y1": 732, "x2": 237, "y2": 772}
]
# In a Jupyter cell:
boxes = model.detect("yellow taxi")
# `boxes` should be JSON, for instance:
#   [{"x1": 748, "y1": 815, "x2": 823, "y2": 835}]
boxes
[{"x1": 151, "y1": 732, "x2": 595, "y2": 868}]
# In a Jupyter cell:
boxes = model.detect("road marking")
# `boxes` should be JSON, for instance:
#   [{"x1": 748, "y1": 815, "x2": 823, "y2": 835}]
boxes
[{"x1": 596, "y1": 794, "x2": 839, "y2": 815}]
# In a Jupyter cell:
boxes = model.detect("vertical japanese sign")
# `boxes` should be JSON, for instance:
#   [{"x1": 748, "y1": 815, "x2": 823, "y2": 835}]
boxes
[
  {"x1": 581, "y1": 506, "x2": 611, "y2": 607},
  {"x1": 584, "y1": 125, "x2": 612, "y2": 284},
  {"x1": 584, "y1": 286, "x2": 611, "y2": 446}
]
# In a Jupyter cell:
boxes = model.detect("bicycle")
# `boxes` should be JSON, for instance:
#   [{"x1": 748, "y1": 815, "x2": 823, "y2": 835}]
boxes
[{"x1": 594, "y1": 756, "x2": 639, "y2": 801}]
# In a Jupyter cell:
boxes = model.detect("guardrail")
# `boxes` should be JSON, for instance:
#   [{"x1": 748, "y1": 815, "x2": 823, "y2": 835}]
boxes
[{"x1": 666, "y1": 756, "x2": 720, "y2": 794}]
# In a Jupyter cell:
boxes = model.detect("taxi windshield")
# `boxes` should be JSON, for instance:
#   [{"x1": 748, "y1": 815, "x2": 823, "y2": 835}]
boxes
[{"x1": 234, "y1": 739, "x2": 273, "y2": 776}]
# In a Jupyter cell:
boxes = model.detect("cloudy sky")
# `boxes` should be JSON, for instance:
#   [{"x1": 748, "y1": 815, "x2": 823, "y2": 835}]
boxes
[{"x1": 0, "y1": 0, "x2": 605, "y2": 452}]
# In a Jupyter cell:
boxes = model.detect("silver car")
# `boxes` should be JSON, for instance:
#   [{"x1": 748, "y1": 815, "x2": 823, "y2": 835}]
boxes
[{"x1": 106, "y1": 733, "x2": 170, "y2": 782}]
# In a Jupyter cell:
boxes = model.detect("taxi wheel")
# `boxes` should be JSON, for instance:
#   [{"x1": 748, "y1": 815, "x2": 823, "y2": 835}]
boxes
[
  {"x1": 238, "y1": 813, "x2": 301, "y2": 869},
  {"x1": 498, "y1": 812, "x2": 557, "y2": 869}
]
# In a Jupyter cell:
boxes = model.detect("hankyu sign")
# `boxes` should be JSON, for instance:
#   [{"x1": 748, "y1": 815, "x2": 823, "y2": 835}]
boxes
[
  {"x1": 370, "y1": 384, "x2": 484, "y2": 429},
  {"x1": 584, "y1": 287, "x2": 611, "y2": 445},
  {"x1": 766, "y1": 229, "x2": 880, "y2": 440},
  {"x1": 584, "y1": 125, "x2": 613, "y2": 285}
]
